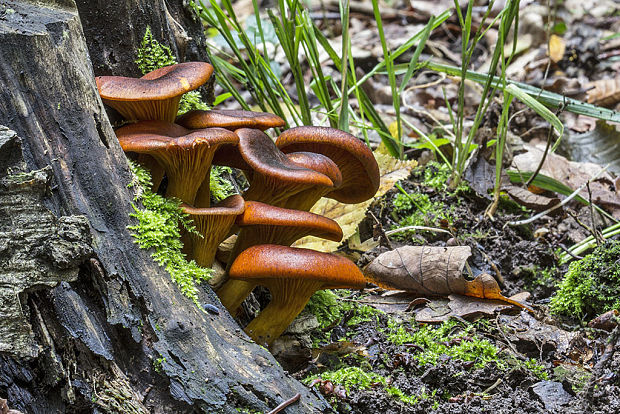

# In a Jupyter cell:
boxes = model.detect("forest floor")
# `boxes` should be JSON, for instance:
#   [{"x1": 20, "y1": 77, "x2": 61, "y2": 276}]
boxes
[{"x1": 215, "y1": 0, "x2": 620, "y2": 412}]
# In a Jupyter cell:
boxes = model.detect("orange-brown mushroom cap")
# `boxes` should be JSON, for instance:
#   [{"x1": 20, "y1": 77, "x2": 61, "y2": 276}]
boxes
[
  {"x1": 115, "y1": 120, "x2": 238, "y2": 204},
  {"x1": 181, "y1": 194, "x2": 245, "y2": 267},
  {"x1": 276, "y1": 126, "x2": 380, "y2": 204},
  {"x1": 235, "y1": 128, "x2": 334, "y2": 206},
  {"x1": 228, "y1": 244, "x2": 366, "y2": 346},
  {"x1": 176, "y1": 109, "x2": 285, "y2": 131},
  {"x1": 96, "y1": 62, "x2": 213, "y2": 122},
  {"x1": 217, "y1": 202, "x2": 343, "y2": 312}
]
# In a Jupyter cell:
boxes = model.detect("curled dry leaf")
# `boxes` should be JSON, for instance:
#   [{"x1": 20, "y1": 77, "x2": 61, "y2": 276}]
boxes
[{"x1": 363, "y1": 246, "x2": 530, "y2": 310}]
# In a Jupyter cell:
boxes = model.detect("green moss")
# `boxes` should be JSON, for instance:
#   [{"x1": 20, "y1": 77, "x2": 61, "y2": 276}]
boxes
[
  {"x1": 390, "y1": 186, "x2": 455, "y2": 243},
  {"x1": 523, "y1": 358, "x2": 548, "y2": 380},
  {"x1": 386, "y1": 319, "x2": 499, "y2": 369},
  {"x1": 153, "y1": 357, "x2": 166, "y2": 373},
  {"x1": 127, "y1": 161, "x2": 212, "y2": 306},
  {"x1": 209, "y1": 166, "x2": 235, "y2": 201},
  {"x1": 304, "y1": 367, "x2": 426, "y2": 405},
  {"x1": 422, "y1": 161, "x2": 468, "y2": 193},
  {"x1": 135, "y1": 27, "x2": 209, "y2": 114},
  {"x1": 550, "y1": 241, "x2": 620, "y2": 319},
  {"x1": 135, "y1": 26, "x2": 176, "y2": 75},
  {"x1": 305, "y1": 290, "x2": 383, "y2": 330}
]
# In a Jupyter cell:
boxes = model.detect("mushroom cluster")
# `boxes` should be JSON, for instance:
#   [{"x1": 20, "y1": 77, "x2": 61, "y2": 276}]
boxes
[{"x1": 97, "y1": 62, "x2": 380, "y2": 347}]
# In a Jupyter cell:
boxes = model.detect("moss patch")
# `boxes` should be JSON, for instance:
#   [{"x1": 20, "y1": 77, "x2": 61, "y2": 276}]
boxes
[
  {"x1": 135, "y1": 26, "x2": 209, "y2": 115},
  {"x1": 550, "y1": 240, "x2": 620, "y2": 319},
  {"x1": 127, "y1": 161, "x2": 211, "y2": 306}
]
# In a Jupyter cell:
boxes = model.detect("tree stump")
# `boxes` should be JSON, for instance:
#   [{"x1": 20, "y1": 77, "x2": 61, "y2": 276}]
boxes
[{"x1": 0, "y1": 1, "x2": 329, "y2": 413}]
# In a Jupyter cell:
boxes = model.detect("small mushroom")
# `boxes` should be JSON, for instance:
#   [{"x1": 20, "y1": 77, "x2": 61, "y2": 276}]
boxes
[
  {"x1": 181, "y1": 194, "x2": 245, "y2": 267},
  {"x1": 234, "y1": 128, "x2": 334, "y2": 206},
  {"x1": 177, "y1": 109, "x2": 285, "y2": 131},
  {"x1": 228, "y1": 244, "x2": 367, "y2": 346},
  {"x1": 276, "y1": 126, "x2": 380, "y2": 204},
  {"x1": 217, "y1": 201, "x2": 343, "y2": 312},
  {"x1": 96, "y1": 62, "x2": 213, "y2": 122},
  {"x1": 115, "y1": 120, "x2": 238, "y2": 204}
]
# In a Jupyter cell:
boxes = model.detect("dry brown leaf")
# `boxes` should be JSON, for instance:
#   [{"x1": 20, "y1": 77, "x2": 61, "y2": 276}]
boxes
[
  {"x1": 415, "y1": 294, "x2": 515, "y2": 323},
  {"x1": 587, "y1": 77, "x2": 620, "y2": 107},
  {"x1": 293, "y1": 149, "x2": 417, "y2": 252},
  {"x1": 548, "y1": 34, "x2": 566, "y2": 63},
  {"x1": 505, "y1": 185, "x2": 561, "y2": 211},
  {"x1": 363, "y1": 246, "x2": 530, "y2": 309}
]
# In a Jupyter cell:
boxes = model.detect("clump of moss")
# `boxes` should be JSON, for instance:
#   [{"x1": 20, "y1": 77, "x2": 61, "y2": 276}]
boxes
[
  {"x1": 135, "y1": 26, "x2": 209, "y2": 115},
  {"x1": 390, "y1": 188, "x2": 454, "y2": 243},
  {"x1": 210, "y1": 166, "x2": 235, "y2": 201},
  {"x1": 127, "y1": 161, "x2": 211, "y2": 306},
  {"x1": 304, "y1": 366, "x2": 430, "y2": 405},
  {"x1": 550, "y1": 240, "x2": 620, "y2": 319},
  {"x1": 386, "y1": 319, "x2": 499, "y2": 369},
  {"x1": 305, "y1": 290, "x2": 382, "y2": 330}
]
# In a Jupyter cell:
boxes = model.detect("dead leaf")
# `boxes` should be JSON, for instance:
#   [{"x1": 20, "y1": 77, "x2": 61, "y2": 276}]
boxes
[
  {"x1": 363, "y1": 246, "x2": 530, "y2": 310},
  {"x1": 587, "y1": 309, "x2": 619, "y2": 331},
  {"x1": 563, "y1": 120, "x2": 620, "y2": 176},
  {"x1": 587, "y1": 77, "x2": 620, "y2": 107},
  {"x1": 505, "y1": 185, "x2": 561, "y2": 211},
  {"x1": 548, "y1": 34, "x2": 566, "y2": 63},
  {"x1": 513, "y1": 142, "x2": 620, "y2": 217},
  {"x1": 414, "y1": 294, "x2": 515, "y2": 323},
  {"x1": 293, "y1": 149, "x2": 417, "y2": 252}
]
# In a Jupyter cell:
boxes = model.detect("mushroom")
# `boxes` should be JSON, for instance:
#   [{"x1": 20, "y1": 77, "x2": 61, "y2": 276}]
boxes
[
  {"x1": 177, "y1": 109, "x2": 285, "y2": 131},
  {"x1": 276, "y1": 126, "x2": 380, "y2": 204},
  {"x1": 181, "y1": 194, "x2": 245, "y2": 267},
  {"x1": 96, "y1": 62, "x2": 213, "y2": 122},
  {"x1": 228, "y1": 244, "x2": 367, "y2": 346},
  {"x1": 216, "y1": 201, "x2": 343, "y2": 312},
  {"x1": 234, "y1": 128, "x2": 335, "y2": 207},
  {"x1": 284, "y1": 151, "x2": 343, "y2": 211},
  {"x1": 115, "y1": 120, "x2": 238, "y2": 204}
]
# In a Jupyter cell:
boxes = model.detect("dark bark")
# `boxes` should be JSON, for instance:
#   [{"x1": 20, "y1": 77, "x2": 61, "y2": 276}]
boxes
[{"x1": 0, "y1": 1, "x2": 329, "y2": 413}]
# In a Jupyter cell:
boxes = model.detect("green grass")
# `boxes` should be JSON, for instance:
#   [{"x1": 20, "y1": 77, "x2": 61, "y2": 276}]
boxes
[{"x1": 127, "y1": 162, "x2": 212, "y2": 306}]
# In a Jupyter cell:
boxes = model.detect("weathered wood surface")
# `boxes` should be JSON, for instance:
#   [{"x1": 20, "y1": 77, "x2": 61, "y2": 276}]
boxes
[{"x1": 0, "y1": 1, "x2": 329, "y2": 413}]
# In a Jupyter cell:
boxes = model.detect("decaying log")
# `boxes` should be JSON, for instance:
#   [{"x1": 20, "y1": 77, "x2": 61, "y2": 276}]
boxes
[{"x1": 0, "y1": 1, "x2": 329, "y2": 413}]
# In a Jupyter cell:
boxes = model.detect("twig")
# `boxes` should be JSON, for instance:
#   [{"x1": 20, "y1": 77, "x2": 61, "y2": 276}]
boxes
[
  {"x1": 506, "y1": 166, "x2": 608, "y2": 227},
  {"x1": 385, "y1": 225, "x2": 452, "y2": 236},
  {"x1": 267, "y1": 393, "x2": 301, "y2": 414}
]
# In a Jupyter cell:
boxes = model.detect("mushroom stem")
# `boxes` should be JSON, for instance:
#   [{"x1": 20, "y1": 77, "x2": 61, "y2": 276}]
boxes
[
  {"x1": 244, "y1": 280, "x2": 323, "y2": 347},
  {"x1": 217, "y1": 279, "x2": 255, "y2": 312},
  {"x1": 135, "y1": 153, "x2": 164, "y2": 192},
  {"x1": 159, "y1": 147, "x2": 215, "y2": 204}
]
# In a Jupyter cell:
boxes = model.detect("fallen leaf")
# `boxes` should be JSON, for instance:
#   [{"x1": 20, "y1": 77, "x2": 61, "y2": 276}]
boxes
[
  {"x1": 505, "y1": 185, "x2": 561, "y2": 211},
  {"x1": 548, "y1": 34, "x2": 566, "y2": 63},
  {"x1": 513, "y1": 142, "x2": 620, "y2": 217},
  {"x1": 414, "y1": 294, "x2": 515, "y2": 323},
  {"x1": 587, "y1": 77, "x2": 620, "y2": 107},
  {"x1": 363, "y1": 246, "x2": 530, "y2": 310},
  {"x1": 564, "y1": 120, "x2": 620, "y2": 176},
  {"x1": 294, "y1": 149, "x2": 417, "y2": 252}
]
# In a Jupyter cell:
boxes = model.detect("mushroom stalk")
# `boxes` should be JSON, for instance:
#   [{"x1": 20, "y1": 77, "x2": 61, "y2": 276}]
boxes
[{"x1": 244, "y1": 280, "x2": 323, "y2": 347}]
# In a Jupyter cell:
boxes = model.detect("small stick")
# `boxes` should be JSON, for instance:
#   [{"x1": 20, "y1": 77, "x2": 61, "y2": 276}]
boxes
[{"x1": 267, "y1": 393, "x2": 301, "y2": 414}]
